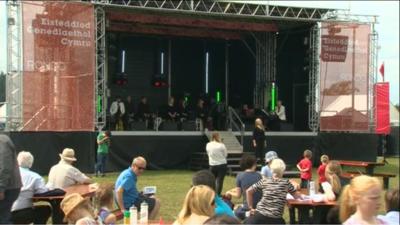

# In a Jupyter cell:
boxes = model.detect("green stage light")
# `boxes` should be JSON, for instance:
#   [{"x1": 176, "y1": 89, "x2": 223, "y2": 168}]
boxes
[
  {"x1": 271, "y1": 82, "x2": 276, "y2": 111},
  {"x1": 97, "y1": 95, "x2": 102, "y2": 113},
  {"x1": 216, "y1": 91, "x2": 221, "y2": 103}
]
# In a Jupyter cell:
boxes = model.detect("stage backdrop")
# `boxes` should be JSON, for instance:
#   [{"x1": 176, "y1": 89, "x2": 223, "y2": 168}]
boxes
[
  {"x1": 22, "y1": 1, "x2": 95, "y2": 131},
  {"x1": 319, "y1": 22, "x2": 371, "y2": 132}
]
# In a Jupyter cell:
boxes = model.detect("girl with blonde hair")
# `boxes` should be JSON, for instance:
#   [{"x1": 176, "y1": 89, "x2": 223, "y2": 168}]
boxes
[
  {"x1": 252, "y1": 118, "x2": 266, "y2": 162},
  {"x1": 340, "y1": 175, "x2": 386, "y2": 225},
  {"x1": 173, "y1": 185, "x2": 216, "y2": 225}
]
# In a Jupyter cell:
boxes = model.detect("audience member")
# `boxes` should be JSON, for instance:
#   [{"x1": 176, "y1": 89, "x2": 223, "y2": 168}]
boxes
[
  {"x1": 377, "y1": 188, "x2": 399, "y2": 224},
  {"x1": 225, "y1": 154, "x2": 262, "y2": 220},
  {"x1": 61, "y1": 193, "x2": 98, "y2": 225},
  {"x1": 96, "y1": 183, "x2": 117, "y2": 225},
  {"x1": 252, "y1": 118, "x2": 266, "y2": 163},
  {"x1": 0, "y1": 135, "x2": 21, "y2": 224},
  {"x1": 47, "y1": 148, "x2": 92, "y2": 189},
  {"x1": 115, "y1": 156, "x2": 160, "y2": 219},
  {"x1": 340, "y1": 175, "x2": 385, "y2": 225},
  {"x1": 173, "y1": 185, "x2": 215, "y2": 225},
  {"x1": 11, "y1": 151, "x2": 51, "y2": 224},
  {"x1": 206, "y1": 133, "x2": 228, "y2": 196},
  {"x1": 297, "y1": 149, "x2": 313, "y2": 188},
  {"x1": 110, "y1": 96, "x2": 125, "y2": 131},
  {"x1": 95, "y1": 130, "x2": 111, "y2": 177},
  {"x1": 260, "y1": 151, "x2": 278, "y2": 178},
  {"x1": 192, "y1": 170, "x2": 235, "y2": 217},
  {"x1": 318, "y1": 154, "x2": 329, "y2": 192},
  {"x1": 204, "y1": 214, "x2": 241, "y2": 225},
  {"x1": 244, "y1": 158, "x2": 303, "y2": 224}
]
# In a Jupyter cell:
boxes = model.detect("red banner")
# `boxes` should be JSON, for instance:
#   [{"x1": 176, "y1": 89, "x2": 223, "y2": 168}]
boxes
[
  {"x1": 22, "y1": 1, "x2": 95, "y2": 131},
  {"x1": 375, "y1": 83, "x2": 390, "y2": 134}
]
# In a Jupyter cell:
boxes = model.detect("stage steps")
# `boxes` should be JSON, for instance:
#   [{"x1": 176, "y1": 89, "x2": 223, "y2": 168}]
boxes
[
  {"x1": 205, "y1": 131, "x2": 243, "y2": 153},
  {"x1": 190, "y1": 131, "x2": 248, "y2": 175}
]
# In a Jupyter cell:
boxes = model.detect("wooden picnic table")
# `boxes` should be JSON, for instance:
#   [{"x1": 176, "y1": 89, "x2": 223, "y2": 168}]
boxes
[
  {"x1": 287, "y1": 189, "x2": 337, "y2": 224},
  {"x1": 338, "y1": 160, "x2": 385, "y2": 175},
  {"x1": 33, "y1": 184, "x2": 97, "y2": 224}
]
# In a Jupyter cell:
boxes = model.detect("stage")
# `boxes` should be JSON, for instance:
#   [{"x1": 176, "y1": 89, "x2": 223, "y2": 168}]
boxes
[{"x1": 5, "y1": 131, "x2": 378, "y2": 175}]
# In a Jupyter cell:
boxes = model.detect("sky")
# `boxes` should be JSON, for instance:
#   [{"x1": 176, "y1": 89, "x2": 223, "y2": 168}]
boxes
[{"x1": 0, "y1": 1, "x2": 398, "y2": 104}]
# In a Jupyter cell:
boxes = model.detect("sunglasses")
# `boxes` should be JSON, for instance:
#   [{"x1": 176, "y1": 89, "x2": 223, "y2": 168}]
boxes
[{"x1": 137, "y1": 166, "x2": 146, "y2": 170}]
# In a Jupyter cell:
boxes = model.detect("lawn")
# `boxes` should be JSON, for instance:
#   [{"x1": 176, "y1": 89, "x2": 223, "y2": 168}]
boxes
[{"x1": 91, "y1": 157, "x2": 399, "y2": 222}]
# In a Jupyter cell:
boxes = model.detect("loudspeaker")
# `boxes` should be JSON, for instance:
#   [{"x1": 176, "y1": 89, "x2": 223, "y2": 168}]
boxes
[
  {"x1": 161, "y1": 121, "x2": 178, "y2": 131},
  {"x1": 182, "y1": 120, "x2": 197, "y2": 131},
  {"x1": 131, "y1": 121, "x2": 147, "y2": 130}
]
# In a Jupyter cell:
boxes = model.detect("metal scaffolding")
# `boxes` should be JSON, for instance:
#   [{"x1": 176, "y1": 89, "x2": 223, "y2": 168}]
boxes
[
  {"x1": 308, "y1": 24, "x2": 320, "y2": 132},
  {"x1": 253, "y1": 32, "x2": 276, "y2": 108},
  {"x1": 95, "y1": 6, "x2": 107, "y2": 131},
  {"x1": 369, "y1": 20, "x2": 379, "y2": 132},
  {"x1": 6, "y1": 1, "x2": 23, "y2": 131},
  {"x1": 88, "y1": 0, "x2": 347, "y2": 22}
]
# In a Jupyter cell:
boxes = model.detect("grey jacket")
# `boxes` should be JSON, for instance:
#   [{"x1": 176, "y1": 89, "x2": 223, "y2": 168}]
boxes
[{"x1": 0, "y1": 135, "x2": 22, "y2": 192}]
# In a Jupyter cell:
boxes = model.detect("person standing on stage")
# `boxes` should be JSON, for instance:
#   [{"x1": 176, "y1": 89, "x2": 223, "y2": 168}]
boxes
[
  {"x1": 252, "y1": 118, "x2": 266, "y2": 163},
  {"x1": 110, "y1": 96, "x2": 125, "y2": 131},
  {"x1": 206, "y1": 133, "x2": 228, "y2": 196},
  {"x1": 95, "y1": 130, "x2": 111, "y2": 177}
]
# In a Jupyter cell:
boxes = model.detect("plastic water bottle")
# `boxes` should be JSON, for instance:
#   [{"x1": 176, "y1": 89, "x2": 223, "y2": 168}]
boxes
[
  {"x1": 140, "y1": 201, "x2": 148, "y2": 224},
  {"x1": 130, "y1": 206, "x2": 138, "y2": 225},
  {"x1": 123, "y1": 210, "x2": 130, "y2": 225},
  {"x1": 309, "y1": 181, "x2": 315, "y2": 197}
]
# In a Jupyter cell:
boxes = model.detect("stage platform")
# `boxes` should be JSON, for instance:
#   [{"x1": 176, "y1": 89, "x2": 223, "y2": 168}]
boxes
[{"x1": 3, "y1": 131, "x2": 378, "y2": 175}]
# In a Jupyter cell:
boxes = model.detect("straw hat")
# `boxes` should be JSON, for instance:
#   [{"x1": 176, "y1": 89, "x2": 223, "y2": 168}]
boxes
[
  {"x1": 59, "y1": 148, "x2": 77, "y2": 161},
  {"x1": 265, "y1": 151, "x2": 278, "y2": 163},
  {"x1": 60, "y1": 193, "x2": 87, "y2": 217}
]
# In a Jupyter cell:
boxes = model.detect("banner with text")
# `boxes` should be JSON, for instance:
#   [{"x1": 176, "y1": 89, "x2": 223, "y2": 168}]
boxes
[
  {"x1": 22, "y1": 1, "x2": 94, "y2": 131},
  {"x1": 319, "y1": 22, "x2": 371, "y2": 132}
]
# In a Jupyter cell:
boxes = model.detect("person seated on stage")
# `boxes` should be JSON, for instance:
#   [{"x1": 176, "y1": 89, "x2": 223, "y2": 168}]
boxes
[
  {"x1": 275, "y1": 100, "x2": 286, "y2": 122},
  {"x1": 260, "y1": 151, "x2": 278, "y2": 178},
  {"x1": 115, "y1": 156, "x2": 160, "y2": 219},
  {"x1": 244, "y1": 159, "x2": 303, "y2": 224},
  {"x1": 96, "y1": 183, "x2": 117, "y2": 225},
  {"x1": 340, "y1": 175, "x2": 385, "y2": 225},
  {"x1": 195, "y1": 99, "x2": 209, "y2": 130},
  {"x1": 166, "y1": 96, "x2": 178, "y2": 121},
  {"x1": 225, "y1": 154, "x2": 262, "y2": 220},
  {"x1": 125, "y1": 95, "x2": 136, "y2": 129},
  {"x1": 173, "y1": 185, "x2": 216, "y2": 225},
  {"x1": 110, "y1": 96, "x2": 126, "y2": 131},
  {"x1": 47, "y1": 148, "x2": 92, "y2": 189},
  {"x1": 11, "y1": 151, "x2": 51, "y2": 224},
  {"x1": 177, "y1": 98, "x2": 189, "y2": 122},
  {"x1": 378, "y1": 188, "x2": 399, "y2": 225},
  {"x1": 241, "y1": 104, "x2": 255, "y2": 122},
  {"x1": 61, "y1": 193, "x2": 99, "y2": 225},
  {"x1": 136, "y1": 96, "x2": 150, "y2": 121}
]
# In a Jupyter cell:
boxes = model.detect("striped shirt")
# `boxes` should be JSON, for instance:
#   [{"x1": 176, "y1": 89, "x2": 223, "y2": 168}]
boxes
[{"x1": 250, "y1": 177, "x2": 296, "y2": 218}]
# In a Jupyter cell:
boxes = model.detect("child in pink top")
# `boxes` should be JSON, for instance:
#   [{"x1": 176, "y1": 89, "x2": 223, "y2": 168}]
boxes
[
  {"x1": 317, "y1": 154, "x2": 329, "y2": 192},
  {"x1": 296, "y1": 149, "x2": 312, "y2": 189}
]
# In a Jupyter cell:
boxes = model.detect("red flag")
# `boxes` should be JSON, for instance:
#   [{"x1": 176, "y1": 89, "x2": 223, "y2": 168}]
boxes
[{"x1": 379, "y1": 62, "x2": 385, "y2": 81}]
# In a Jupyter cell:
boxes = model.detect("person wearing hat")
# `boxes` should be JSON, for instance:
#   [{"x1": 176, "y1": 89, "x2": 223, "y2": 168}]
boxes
[
  {"x1": 61, "y1": 193, "x2": 98, "y2": 225},
  {"x1": 47, "y1": 148, "x2": 92, "y2": 189},
  {"x1": 260, "y1": 151, "x2": 278, "y2": 178}
]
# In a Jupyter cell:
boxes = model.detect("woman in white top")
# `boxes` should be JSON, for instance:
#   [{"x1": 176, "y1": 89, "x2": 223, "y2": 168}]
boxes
[
  {"x1": 173, "y1": 185, "x2": 215, "y2": 225},
  {"x1": 206, "y1": 133, "x2": 228, "y2": 196}
]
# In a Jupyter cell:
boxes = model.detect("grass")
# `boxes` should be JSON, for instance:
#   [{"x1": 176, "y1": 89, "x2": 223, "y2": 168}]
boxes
[{"x1": 89, "y1": 156, "x2": 399, "y2": 222}]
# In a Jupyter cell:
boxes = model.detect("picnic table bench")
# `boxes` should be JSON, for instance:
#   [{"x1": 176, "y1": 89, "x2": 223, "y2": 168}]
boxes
[
  {"x1": 338, "y1": 160, "x2": 385, "y2": 175},
  {"x1": 346, "y1": 171, "x2": 396, "y2": 189}
]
